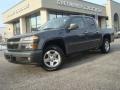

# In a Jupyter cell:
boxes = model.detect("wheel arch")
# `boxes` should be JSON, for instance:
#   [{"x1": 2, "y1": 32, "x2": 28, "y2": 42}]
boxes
[
  {"x1": 42, "y1": 38, "x2": 67, "y2": 55},
  {"x1": 103, "y1": 34, "x2": 111, "y2": 42}
]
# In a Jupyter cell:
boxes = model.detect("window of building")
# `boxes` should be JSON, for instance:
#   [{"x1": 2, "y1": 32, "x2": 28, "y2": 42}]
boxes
[
  {"x1": 13, "y1": 22, "x2": 20, "y2": 35},
  {"x1": 49, "y1": 14, "x2": 57, "y2": 20},
  {"x1": 49, "y1": 12, "x2": 69, "y2": 20},
  {"x1": 26, "y1": 14, "x2": 41, "y2": 33},
  {"x1": 48, "y1": 11, "x2": 82, "y2": 21},
  {"x1": 56, "y1": 14, "x2": 62, "y2": 18}
]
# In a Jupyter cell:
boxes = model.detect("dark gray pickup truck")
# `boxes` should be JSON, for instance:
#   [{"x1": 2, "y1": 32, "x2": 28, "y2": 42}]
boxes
[{"x1": 4, "y1": 15, "x2": 114, "y2": 71}]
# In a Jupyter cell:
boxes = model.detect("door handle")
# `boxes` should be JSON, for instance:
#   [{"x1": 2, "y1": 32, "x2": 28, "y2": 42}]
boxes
[
  {"x1": 96, "y1": 31, "x2": 99, "y2": 34},
  {"x1": 96, "y1": 31, "x2": 99, "y2": 33},
  {"x1": 84, "y1": 31, "x2": 88, "y2": 34}
]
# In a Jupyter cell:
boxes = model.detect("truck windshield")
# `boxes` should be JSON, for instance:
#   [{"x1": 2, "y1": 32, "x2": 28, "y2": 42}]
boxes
[{"x1": 38, "y1": 17, "x2": 69, "y2": 31}]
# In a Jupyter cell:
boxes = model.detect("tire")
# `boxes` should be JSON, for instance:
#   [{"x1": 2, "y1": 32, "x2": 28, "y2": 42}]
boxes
[
  {"x1": 41, "y1": 45, "x2": 65, "y2": 71},
  {"x1": 101, "y1": 38, "x2": 110, "y2": 53}
]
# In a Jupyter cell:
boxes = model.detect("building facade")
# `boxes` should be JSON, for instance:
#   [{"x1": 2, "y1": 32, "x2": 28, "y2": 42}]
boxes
[
  {"x1": 2, "y1": 0, "x2": 120, "y2": 38},
  {"x1": 0, "y1": 27, "x2": 7, "y2": 42}
]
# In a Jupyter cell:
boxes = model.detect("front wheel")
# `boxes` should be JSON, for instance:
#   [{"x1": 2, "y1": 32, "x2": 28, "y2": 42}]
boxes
[
  {"x1": 101, "y1": 39, "x2": 110, "y2": 53},
  {"x1": 41, "y1": 46, "x2": 65, "y2": 71}
]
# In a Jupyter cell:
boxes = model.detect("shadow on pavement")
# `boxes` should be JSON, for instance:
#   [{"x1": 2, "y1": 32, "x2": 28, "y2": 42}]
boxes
[{"x1": 63, "y1": 50, "x2": 106, "y2": 69}]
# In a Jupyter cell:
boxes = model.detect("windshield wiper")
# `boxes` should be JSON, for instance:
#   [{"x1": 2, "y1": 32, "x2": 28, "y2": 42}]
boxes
[{"x1": 43, "y1": 28, "x2": 55, "y2": 30}]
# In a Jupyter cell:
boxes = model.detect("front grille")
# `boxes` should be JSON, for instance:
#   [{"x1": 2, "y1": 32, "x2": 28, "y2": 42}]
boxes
[
  {"x1": 7, "y1": 38, "x2": 20, "y2": 51},
  {"x1": 7, "y1": 44, "x2": 19, "y2": 50},
  {"x1": 7, "y1": 38, "x2": 20, "y2": 42}
]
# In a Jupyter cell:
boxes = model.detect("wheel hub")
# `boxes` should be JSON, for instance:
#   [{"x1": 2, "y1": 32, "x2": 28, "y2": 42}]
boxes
[
  {"x1": 44, "y1": 50, "x2": 61, "y2": 68},
  {"x1": 105, "y1": 41, "x2": 110, "y2": 52}
]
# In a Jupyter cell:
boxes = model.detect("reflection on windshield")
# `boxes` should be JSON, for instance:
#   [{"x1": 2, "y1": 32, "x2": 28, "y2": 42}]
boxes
[{"x1": 38, "y1": 17, "x2": 69, "y2": 31}]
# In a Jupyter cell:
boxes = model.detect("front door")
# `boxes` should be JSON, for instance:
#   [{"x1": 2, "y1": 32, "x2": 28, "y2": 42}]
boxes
[{"x1": 65, "y1": 17, "x2": 88, "y2": 54}]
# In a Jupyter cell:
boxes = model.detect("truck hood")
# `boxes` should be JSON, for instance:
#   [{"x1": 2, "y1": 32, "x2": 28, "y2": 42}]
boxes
[
  {"x1": 9, "y1": 28, "x2": 63, "y2": 40},
  {"x1": 9, "y1": 30, "x2": 45, "y2": 39}
]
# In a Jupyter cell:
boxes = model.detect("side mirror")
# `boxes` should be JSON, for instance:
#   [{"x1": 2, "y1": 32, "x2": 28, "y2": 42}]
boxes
[{"x1": 68, "y1": 23, "x2": 79, "y2": 30}]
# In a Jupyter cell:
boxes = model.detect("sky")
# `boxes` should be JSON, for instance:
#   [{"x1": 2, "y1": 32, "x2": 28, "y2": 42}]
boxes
[
  {"x1": 0, "y1": 0, "x2": 120, "y2": 27},
  {"x1": 0, "y1": 0, "x2": 22, "y2": 27}
]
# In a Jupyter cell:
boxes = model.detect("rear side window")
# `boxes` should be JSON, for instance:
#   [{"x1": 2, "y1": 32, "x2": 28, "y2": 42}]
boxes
[
  {"x1": 85, "y1": 17, "x2": 97, "y2": 32},
  {"x1": 70, "y1": 17, "x2": 85, "y2": 29}
]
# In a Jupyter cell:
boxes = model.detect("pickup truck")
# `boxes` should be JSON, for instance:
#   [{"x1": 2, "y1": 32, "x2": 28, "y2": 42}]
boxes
[{"x1": 4, "y1": 15, "x2": 114, "y2": 71}]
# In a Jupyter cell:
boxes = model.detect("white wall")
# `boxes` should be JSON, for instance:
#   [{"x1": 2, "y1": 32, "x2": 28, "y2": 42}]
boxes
[{"x1": 106, "y1": 0, "x2": 120, "y2": 31}]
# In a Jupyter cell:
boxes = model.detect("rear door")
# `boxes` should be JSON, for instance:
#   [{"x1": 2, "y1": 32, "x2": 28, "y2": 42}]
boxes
[{"x1": 83, "y1": 17, "x2": 101, "y2": 49}]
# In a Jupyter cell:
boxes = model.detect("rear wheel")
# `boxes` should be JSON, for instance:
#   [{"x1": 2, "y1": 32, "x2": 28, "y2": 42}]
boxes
[
  {"x1": 41, "y1": 46, "x2": 65, "y2": 71},
  {"x1": 101, "y1": 39, "x2": 110, "y2": 53}
]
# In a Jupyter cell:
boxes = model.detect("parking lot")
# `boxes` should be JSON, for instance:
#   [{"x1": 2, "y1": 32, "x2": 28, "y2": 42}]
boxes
[{"x1": 0, "y1": 39, "x2": 120, "y2": 90}]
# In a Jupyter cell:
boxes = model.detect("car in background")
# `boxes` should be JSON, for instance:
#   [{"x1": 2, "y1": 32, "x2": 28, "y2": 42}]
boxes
[{"x1": 115, "y1": 31, "x2": 120, "y2": 38}]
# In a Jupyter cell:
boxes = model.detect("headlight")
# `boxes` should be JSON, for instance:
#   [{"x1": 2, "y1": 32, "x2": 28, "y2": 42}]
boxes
[
  {"x1": 21, "y1": 36, "x2": 39, "y2": 42},
  {"x1": 20, "y1": 36, "x2": 39, "y2": 49}
]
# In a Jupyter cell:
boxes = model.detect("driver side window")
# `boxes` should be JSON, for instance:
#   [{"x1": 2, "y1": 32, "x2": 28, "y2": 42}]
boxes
[{"x1": 70, "y1": 17, "x2": 84, "y2": 30}]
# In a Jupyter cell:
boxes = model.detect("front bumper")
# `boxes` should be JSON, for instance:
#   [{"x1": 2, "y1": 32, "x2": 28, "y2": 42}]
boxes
[{"x1": 4, "y1": 50, "x2": 43, "y2": 63}]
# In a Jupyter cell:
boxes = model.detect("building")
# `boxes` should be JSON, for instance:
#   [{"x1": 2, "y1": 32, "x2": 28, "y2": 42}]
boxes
[
  {"x1": 2, "y1": 0, "x2": 120, "y2": 38},
  {"x1": 0, "y1": 34, "x2": 2, "y2": 42},
  {"x1": 0, "y1": 27, "x2": 7, "y2": 42}
]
